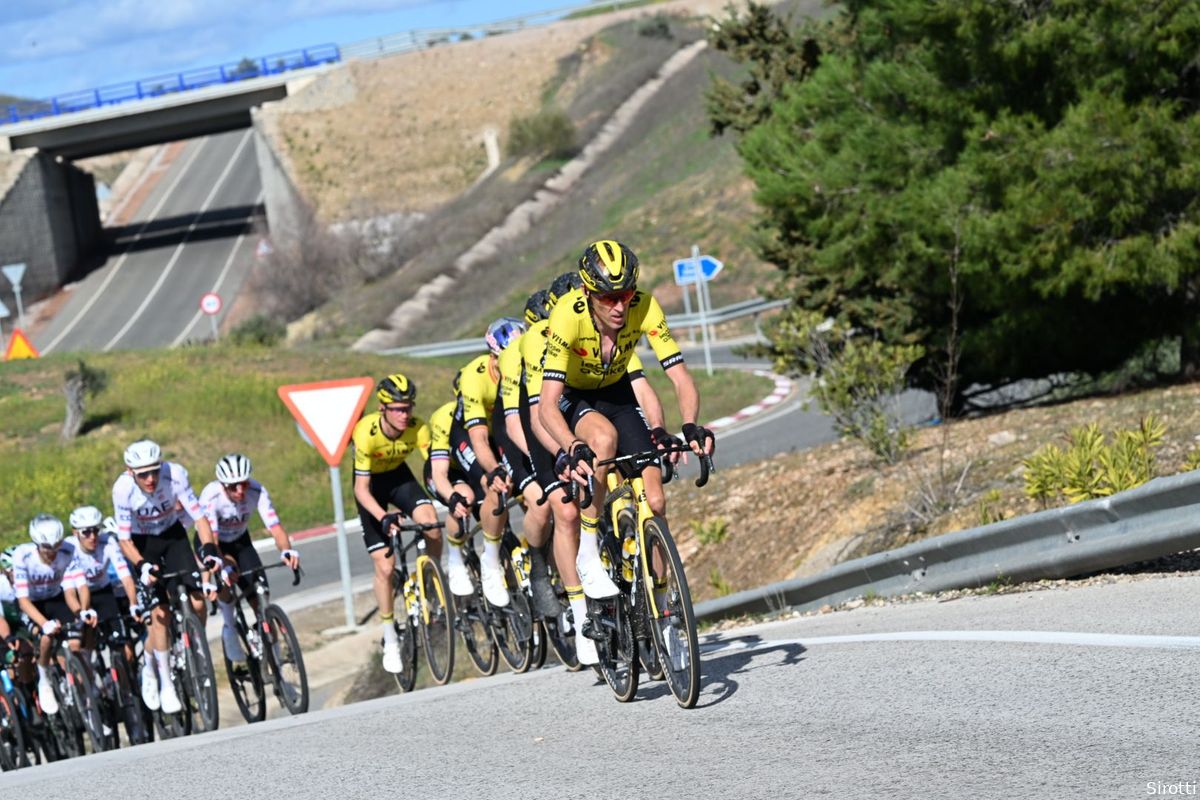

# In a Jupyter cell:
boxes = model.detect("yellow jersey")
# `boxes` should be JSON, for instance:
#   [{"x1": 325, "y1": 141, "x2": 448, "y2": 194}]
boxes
[
  {"x1": 351, "y1": 411, "x2": 431, "y2": 476},
  {"x1": 542, "y1": 287, "x2": 681, "y2": 390},
  {"x1": 428, "y1": 400, "x2": 456, "y2": 461},
  {"x1": 453, "y1": 353, "x2": 499, "y2": 430}
]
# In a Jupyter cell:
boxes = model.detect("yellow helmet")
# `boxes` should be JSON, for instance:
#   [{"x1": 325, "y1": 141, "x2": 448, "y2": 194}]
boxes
[
  {"x1": 376, "y1": 373, "x2": 416, "y2": 404},
  {"x1": 578, "y1": 240, "x2": 638, "y2": 293}
]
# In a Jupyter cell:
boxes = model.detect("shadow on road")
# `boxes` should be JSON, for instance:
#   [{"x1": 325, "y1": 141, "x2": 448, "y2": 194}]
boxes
[
  {"x1": 692, "y1": 634, "x2": 807, "y2": 709},
  {"x1": 105, "y1": 204, "x2": 262, "y2": 254}
]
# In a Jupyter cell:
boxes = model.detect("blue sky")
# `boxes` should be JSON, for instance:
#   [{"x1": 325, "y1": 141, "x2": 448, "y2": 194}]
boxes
[{"x1": 0, "y1": 1, "x2": 583, "y2": 101}]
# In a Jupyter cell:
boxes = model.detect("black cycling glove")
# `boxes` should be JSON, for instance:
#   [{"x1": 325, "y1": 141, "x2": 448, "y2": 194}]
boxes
[
  {"x1": 681, "y1": 423, "x2": 714, "y2": 452},
  {"x1": 448, "y1": 492, "x2": 469, "y2": 517}
]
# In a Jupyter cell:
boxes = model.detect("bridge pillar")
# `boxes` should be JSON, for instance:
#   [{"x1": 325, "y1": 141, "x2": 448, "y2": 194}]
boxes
[{"x1": 0, "y1": 151, "x2": 103, "y2": 306}]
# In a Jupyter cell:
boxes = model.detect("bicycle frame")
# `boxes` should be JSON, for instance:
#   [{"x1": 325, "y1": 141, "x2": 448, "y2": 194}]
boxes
[{"x1": 389, "y1": 525, "x2": 447, "y2": 627}]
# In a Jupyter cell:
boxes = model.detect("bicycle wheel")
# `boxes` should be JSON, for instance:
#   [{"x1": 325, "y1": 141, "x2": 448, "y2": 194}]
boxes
[
  {"x1": 263, "y1": 605, "x2": 308, "y2": 714},
  {"x1": 417, "y1": 557, "x2": 455, "y2": 685},
  {"x1": 181, "y1": 608, "x2": 220, "y2": 732},
  {"x1": 224, "y1": 624, "x2": 266, "y2": 723},
  {"x1": 7, "y1": 685, "x2": 38, "y2": 766},
  {"x1": 457, "y1": 559, "x2": 498, "y2": 676},
  {"x1": 43, "y1": 676, "x2": 82, "y2": 759},
  {"x1": 64, "y1": 652, "x2": 106, "y2": 753},
  {"x1": 594, "y1": 507, "x2": 639, "y2": 702},
  {"x1": 544, "y1": 569, "x2": 581, "y2": 671},
  {"x1": 111, "y1": 655, "x2": 150, "y2": 746},
  {"x1": 643, "y1": 516, "x2": 701, "y2": 708},
  {"x1": 0, "y1": 692, "x2": 23, "y2": 770},
  {"x1": 494, "y1": 555, "x2": 535, "y2": 673}
]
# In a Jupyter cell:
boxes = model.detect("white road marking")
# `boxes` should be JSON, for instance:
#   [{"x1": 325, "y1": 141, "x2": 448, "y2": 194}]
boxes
[
  {"x1": 41, "y1": 138, "x2": 209, "y2": 354},
  {"x1": 701, "y1": 629, "x2": 1200, "y2": 655},
  {"x1": 170, "y1": 190, "x2": 263, "y2": 347},
  {"x1": 104, "y1": 129, "x2": 253, "y2": 351}
]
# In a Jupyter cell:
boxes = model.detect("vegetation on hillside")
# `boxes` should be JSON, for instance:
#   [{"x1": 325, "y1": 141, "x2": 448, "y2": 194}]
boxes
[{"x1": 710, "y1": 1, "x2": 1200, "y2": 415}]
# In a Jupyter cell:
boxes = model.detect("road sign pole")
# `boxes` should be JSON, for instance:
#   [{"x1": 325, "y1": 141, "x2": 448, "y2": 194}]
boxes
[
  {"x1": 209, "y1": 315, "x2": 219, "y2": 342},
  {"x1": 12, "y1": 286, "x2": 23, "y2": 330},
  {"x1": 681, "y1": 278, "x2": 695, "y2": 344},
  {"x1": 328, "y1": 464, "x2": 357, "y2": 629},
  {"x1": 692, "y1": 245, "x2": 714, "y2": 376}
]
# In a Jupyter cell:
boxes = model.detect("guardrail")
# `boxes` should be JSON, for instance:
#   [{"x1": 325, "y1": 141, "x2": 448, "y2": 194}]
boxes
[
  {"x1": 3, "y1": 44, "x2": 341, "y2": 125},
  {"x1": 694, "y1": 467, "x2": 1200, "y2": 623},
  {"x1": 378, "y1": 297, "x2": 787, "y2": 358}
]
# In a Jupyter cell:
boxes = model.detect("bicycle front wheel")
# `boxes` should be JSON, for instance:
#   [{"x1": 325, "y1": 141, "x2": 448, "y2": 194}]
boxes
[
  {"x1": 181, "y1": 608, "x2": 220, "y2": 732},
  {"x1": 263, "y1": 605, "x2": 308, "y2": 714},
  {"x1": 643, "y1": 517, "x2": 701, "y2": 708},
  {"x1": 458, "y1": 561, "x2": 498, "y2": 676},
  {"x1": 495, "y1": 555, "x2": 535, "y2": 673},
  {"x1": 417, "y1": 557, "x2": 455, "y2": 685},
  {"x1": 225, "y1": 626, "x2": 266, "y2": 724},
  {"x1": 111, "y1": 655, "x2": 151, "y2": 746},
  {"x1": 64, "y1": 651, "x2": 106, "y2": 754},
  {"x1": 0, "y1": 691, "x2": 23, "y2": 770}
]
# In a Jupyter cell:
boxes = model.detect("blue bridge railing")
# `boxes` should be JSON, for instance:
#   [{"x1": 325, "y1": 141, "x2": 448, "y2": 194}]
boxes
[{"x1": 3, "y1": 44, "x2": 341, "y2": 125}]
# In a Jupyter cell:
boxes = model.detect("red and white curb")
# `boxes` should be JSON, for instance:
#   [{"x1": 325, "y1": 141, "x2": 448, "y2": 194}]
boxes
[
  {"x1": 281, "y1": 369, "x2": 794, "y2": 545},
  {"x1": 706, "y1": 370, "x2": 793, "y2": 432}
]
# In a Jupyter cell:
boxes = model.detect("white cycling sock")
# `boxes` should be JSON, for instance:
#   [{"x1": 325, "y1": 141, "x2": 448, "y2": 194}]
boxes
[
  {"x1": 578, "y1": 522, "x2": 601, "y2": 564},
  {"x1": 569, "y1": 596, "x2": 587, "y2": 633},
  {"x1": 218, "y1": 600, "x2": 238, "y2": 629},
  {"x1": 380, "y1": 613, "x2": 398, "y2": 645},
  {"x1": 154, "y1": 649, "x2": 171, "y2": 684},
  {"x1": 447, "y1": 543, "x2": 465, "y2": 570},
  {"x1": 483, "y1": 536, "x2": 501, "y2": 569},
  {"x1": 37, "y1": 664, "x2": 51, "y2": 683}
]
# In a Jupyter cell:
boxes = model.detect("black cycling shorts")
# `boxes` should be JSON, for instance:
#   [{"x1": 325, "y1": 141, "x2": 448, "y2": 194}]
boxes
[
  {"x1": 524, "y1": 412, "x2": 569, "y2": 499},
  {"x1": 559, "y1": 375, "x2": 655, "y2": 466},
  {"x1": 357, "y1": 464, "x2": 434, "y2": 554},
  {"x1": 490, "y1": 401, "x2": 537, "y2": 494},
  {"x1": 28, "y1": 593, "x2": 74, "y2": 634},
  {"x1": 193, "y1": 531, "x2": 267, "y2": 593},
  {"x1": 132, "y1": 521, "x2": 201, "y2": 597},
  {"x1": 449, "y1": 418, "x2": 496, "y2": 490}
]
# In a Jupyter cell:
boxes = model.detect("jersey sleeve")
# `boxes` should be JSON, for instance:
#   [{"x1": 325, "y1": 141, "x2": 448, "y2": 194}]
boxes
[
  {"x1": 498, "y1": 339, "x2": 524, "y2": 414},
  {"x1": 255, "y1": 482, "x2": 281, "y2": 529},
  {"x1": 639, "y1": 294, "x2": 684, "y2": 370},
  {"x1": 521, "y1": 322, "x2": 550, "y2": 403},
  {"x1": 64, "y1": 552, "x2": 86, "y2": 590},
  {"x1": 414, "y1": 420, "x2": 432, "y2": 464},
  {"x1": 542, "y1": 301, "x2": 575, "y2": 384},
  {"x1": 171, "y1": 463, "x2": 204, "y2": 520},
  {"x1": 351, "y1": 415, "x2": 375, "y2": 476},
  {"x1": 429, "y1": 403, "x2": 453, "y2": 460},
  {"x1": 12, "y1": 555, "x2": 28, "y2": 600},
  {"x1": 460, "y1": 359, "x2": 492, "y2": 430},
  {"x1": 627, "y1": 350, "x2": 645, "y2": 381},
  {"x1": 112, "y1": 480, "x2": 134, "y2": 540},
  {"x1": 104, "y1": 537, "x2": 131, "y2": 580}
]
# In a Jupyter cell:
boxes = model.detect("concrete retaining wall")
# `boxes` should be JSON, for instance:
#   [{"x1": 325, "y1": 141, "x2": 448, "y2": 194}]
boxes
[{"x1": 0, "y1": 151, "x2": 102, "y2": 305}]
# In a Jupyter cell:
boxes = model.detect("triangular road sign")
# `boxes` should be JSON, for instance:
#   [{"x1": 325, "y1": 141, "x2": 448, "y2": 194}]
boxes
[
  {"x1": 4, "y1": 328, "x2": 39, "y2": 360},
  {"x1": 277, "y1": 377, "x2": 375, "y2": 467}
]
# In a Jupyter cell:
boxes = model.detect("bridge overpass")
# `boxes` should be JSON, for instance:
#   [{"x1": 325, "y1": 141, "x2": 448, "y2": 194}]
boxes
[{"x1": 0, "y1": 63, "x2": 336, "y2": 310}]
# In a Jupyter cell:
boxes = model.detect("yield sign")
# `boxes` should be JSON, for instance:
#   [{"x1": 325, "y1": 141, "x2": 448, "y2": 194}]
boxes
[
  {"x1": 277, "y1": 377, "x2": 374, "y2": 467},
  {"x1": 4, "y1": 328, "x2": 38, "y2": 360}
]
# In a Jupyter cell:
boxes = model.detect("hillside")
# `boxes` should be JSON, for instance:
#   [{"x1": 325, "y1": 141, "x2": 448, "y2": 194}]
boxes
[{"x1": 265, "y1": 0, "x2": 814, "y2": 347}]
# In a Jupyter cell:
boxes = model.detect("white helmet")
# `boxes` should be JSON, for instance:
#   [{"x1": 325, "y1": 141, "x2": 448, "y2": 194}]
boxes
[
  {"x1": 102, "y1": 516, "x2": 119, "y2": 535},
  {"x1": 215, "y1": 453, "x2": 252, "y2": 484},
  {"x1": 29, "y1": 514, "x2": 64, "y2": 547},
  {"x1": 124, "y1": 439, "x2": 161, "y2": 470},
  {"x1": 69, "y1": 505, "x2": 103, "y2": 530}
]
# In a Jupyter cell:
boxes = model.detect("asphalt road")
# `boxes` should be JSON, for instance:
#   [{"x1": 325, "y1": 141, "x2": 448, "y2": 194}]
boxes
[
  {"x1": 35, "y1": 129, "x2": 261, "y2": 354},
  {"x1": 10, "y1": 575, "x2": 1197, "y2": 797}
]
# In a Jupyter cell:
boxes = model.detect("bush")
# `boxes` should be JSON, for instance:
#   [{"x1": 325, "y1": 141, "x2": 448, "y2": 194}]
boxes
[
  {"x1": 229, "y1": 314, "x2": 286, "y2": 347},
  {"x1": 637, "y1": 15, "x2": 673, "y2": 39},
  {"x1": 1023, "y1": 416, "x2": 1166, "y2": 506},
  {"x1": 506, "y1": 107, "x2": 577, "y2": 161}
]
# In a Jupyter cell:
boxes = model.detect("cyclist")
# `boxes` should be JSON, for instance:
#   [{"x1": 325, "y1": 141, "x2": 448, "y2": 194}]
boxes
[
  {"x1": 113, "y1": 439, "x2": 221, "y2": 715},
  {"x1": 351, "y1": 373, "x2": 441, "y2": 674},
  {"x1": 519, "y1": 273, "x2": 671, "y2": 663},
  {"x1": 537, "y1": 240, "x2": 716, "y2": 630},
  {"x1": 423, "y1": 398, "x2": 476, "y2": 595},
  {"x1": 63, "y1": 505, "x2": 140, "y2": 657},
  {"x1": 13, "y1": 514, "x2": 80, "y2": 715},
  {"x1": 195, "y1": 453, "x2": 299, "y2": 665},
  {"x1": 446, "y1": 317, "x2": 526, "y2": 608}
]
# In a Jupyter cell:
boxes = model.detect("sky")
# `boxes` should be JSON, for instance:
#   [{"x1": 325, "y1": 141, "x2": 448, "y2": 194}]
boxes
[{"x1": 0, "y1": 0, "x2": 585, "y2": 101}]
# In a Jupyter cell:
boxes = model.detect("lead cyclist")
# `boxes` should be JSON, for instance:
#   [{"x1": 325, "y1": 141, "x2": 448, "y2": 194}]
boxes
[{"x1": 535, "y1": 240, "x2": 716, "y2": 612}]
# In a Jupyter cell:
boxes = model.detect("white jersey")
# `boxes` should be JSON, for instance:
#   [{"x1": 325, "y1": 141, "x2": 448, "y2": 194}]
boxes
[
  {"x1": 112, "y1": 461, "x2": 203, "y2": 539},
  {"x1": 0, "y1": 574, "x2": 14, "y2": 606},
  {"x1": 64, "y1": 533, "x2": 130, "y2": 592},
  {"x1": 12, "y1": 541, "x2": 77, "y2": 601},
  {"x1": 197, "y1": 479, "x2": 281, "y2": 543}
]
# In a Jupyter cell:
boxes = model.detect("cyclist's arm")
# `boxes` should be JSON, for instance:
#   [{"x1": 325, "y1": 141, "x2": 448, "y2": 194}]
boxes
[
  {"x1": 13, "y1": 561, "x2": 46, "y2": 629},
  {"x1": 504, "y1": 410, "x2": 531, "y2": 457},
  {"x1": 535, "y1": 378, "x2": 573, "y2": 454},
  {"x1": 664, "y1": 362, "x2": 700, "y2": 429},
  {"x1": 69, "y1": 582, "x2": 87, "y2": 614},
  {"x1": 254, "y1": 483, "x2": 291, "y2": 553},
  {"x1": 353, "y1": 472, "x2": 389, "y2": 526},
  {"x1": 0, "y1": 613, "x2": 9, "y2": 640},
  {"x1": 119, "y1": 574, "x2": 138, "y2": 602},
  {"x1": 267, "y1": 524, "x2": 292, "y2": 554},
  {"x1": 629, "y1": 362, "x2": 666, "y2": 431},
  {"x1": 430, "y1": 459, "x2": 460, "y2": 510},
  {"x1": 467, "y1": 424, "x2": 502, "y2": 475},
  {"x1": 118, "y1": 539, "x2": 143, "y2": 570}
]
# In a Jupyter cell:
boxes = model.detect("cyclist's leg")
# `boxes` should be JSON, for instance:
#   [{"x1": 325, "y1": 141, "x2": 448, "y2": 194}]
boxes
[
  {"x1": 388, "y1": 467, "x2": 440, "y2": 557},
  {"x1": 357, "y1": 471, "x2": 400, "y2": 628}
]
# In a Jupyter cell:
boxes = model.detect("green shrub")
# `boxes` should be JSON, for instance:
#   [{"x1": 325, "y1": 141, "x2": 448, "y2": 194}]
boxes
[
  {"x1": 692, "y1": 517, "x2": 728, "y2": 546},
  {"x1": 1022, "y1": 416, "x2": 1166, "y2": 506},
  {"x1": 230, "y1": 314, "x2": 286, "y2": 347},
  {"x1": 506, "y1": 107, "x2": 577, "y2": 161},
  {"x1": 637, "y1": 15, "x2": 672, "y2": 39},
  {"x1": 707, "y1": 567, "x2": 733, "y2": 597}
]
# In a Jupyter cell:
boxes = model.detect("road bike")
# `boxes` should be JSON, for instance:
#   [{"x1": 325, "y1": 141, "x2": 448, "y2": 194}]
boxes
[
  {"x1": 151, "y1": 570, "x2": 219, "y2": 737},
  {"x1": 385, "y1": 521, "x2": 454, "y2": 692},
  {"x1": 220, "y1": 563, "x2": 308, "y2": 723},
  {"x1": 583, "y1": 440, "x2": 712, "y2": 708}
]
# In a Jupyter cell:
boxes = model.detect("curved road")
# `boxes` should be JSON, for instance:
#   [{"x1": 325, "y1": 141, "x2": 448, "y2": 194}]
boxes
[
  {"x1": 10, "y1": 575, "x2": 1196, "y2": 796},
  {"x1": 34, "y1": 129, "x2": 261, "y2": 354}
]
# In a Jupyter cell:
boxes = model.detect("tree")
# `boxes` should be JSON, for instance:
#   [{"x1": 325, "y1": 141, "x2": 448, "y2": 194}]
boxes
[{"x1": 712, "y1": 0, "x2": 1200, "y2": 412}]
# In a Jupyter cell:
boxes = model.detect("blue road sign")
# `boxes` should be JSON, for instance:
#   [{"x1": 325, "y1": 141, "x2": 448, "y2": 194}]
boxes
[{"x1": 673, "y1": 255, "x2": 724, "y2": 285}]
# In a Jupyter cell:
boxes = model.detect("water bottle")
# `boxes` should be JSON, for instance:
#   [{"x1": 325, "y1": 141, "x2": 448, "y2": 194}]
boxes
[
  {"x1": 510, "y1": 544, "x2": 529, "y2": 587},
  {"x1": 403, "y1": 575, "x2": 418, "y2": 615},
  {"x1": 621, "y1": 536, "x2": 638, "y2": 582}
]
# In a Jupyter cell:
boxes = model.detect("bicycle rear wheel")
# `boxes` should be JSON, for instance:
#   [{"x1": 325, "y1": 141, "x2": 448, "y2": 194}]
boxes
[
  {"x1": 643, "y1": 517, "x2": 701, "y2": 708},
  {"x1": 64, "y1": 652, "x2": 106, "y2": 753},
  {"x1": 417, "y1": 557, "x2": 455, "y2": 685},
  {"x1": 225, "y1": 625, "x2": 266, "y2": 723},
  {"x1": 44, "y1": 676, "x2": 82, "y2": 758},
  {"x1": 7, "y1": 685, "x2": 38, "y2": 766},
  {"x1": 181, "y1": 608, "x2": 220, "y2": 732},
  {"x1": 263, "y1": 605, "x2": 308, "y2": 714},
  {"x1": 495, "y1": 555, "x2": 535, "y2": 673},
  {"x1": 0, "y1": 691, "x2": 23, "y2": 770},
  {"x1": 111, "y1": 655, "x2": 150, "y2": 745}
]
